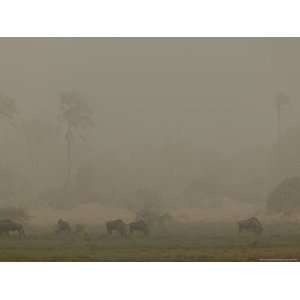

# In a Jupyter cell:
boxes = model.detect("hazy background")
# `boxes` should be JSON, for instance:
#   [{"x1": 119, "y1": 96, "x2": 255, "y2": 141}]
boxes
[{"x1": 0, "y1": 38, "x2": 299, "y2": 225}]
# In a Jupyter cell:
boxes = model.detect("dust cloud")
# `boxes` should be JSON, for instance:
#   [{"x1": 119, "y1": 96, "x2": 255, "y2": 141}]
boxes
[{"x1": 0, "y1": 38, "x2": 299, "y2": 229}]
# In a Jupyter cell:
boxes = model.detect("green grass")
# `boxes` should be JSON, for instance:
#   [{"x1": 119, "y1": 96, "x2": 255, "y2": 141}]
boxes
[
  {"x1": 0, "y1": 238, "x2": 299, "y2": 261},
  {"x1": 1, "y1": 222, "x2": 300, "y2": 261}
]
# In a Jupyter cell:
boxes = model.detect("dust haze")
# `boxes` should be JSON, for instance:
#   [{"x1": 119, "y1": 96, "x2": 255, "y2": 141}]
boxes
[{"x1": 0, "y1": 38, "x2": 299, "y2": 236}]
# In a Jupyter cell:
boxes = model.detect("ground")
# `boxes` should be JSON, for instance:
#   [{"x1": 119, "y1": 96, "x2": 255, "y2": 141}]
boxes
[{"x1": 0, "y1": 222, "x2": 300, "y2": 261}]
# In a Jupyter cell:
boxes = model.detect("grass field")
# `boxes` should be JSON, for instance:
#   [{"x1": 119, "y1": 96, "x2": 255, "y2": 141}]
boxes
[{"x1": 1, "y1": 222, "x2": 300, "y2": 261}]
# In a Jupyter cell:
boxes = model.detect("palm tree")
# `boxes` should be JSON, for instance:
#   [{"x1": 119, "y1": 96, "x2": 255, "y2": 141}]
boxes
[
  {"x1": 275, "y1": 92, "x2": 290, "y2": 178},
  {"x1": 0, "y1": 93, "x2": 17, "y2": 202},
  {"x1": 0, "y1": 92, "x2": 17, "y2": 153},
  {"x1": 58, "y1": 91, "x2": 93, "y2": 187},
  {"x1": 275, "y1": 92, "x2": 289, "y2": 156}
]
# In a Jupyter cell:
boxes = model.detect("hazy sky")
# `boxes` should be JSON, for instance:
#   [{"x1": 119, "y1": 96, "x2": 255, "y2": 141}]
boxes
[{"x1": 0, "y1": 38, "x2": 299, "y2": 158}]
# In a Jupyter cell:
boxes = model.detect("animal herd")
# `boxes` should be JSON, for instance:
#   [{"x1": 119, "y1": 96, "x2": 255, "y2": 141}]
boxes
[
  {"x1": 106, "y1": 219, "x2": 149, "y2": 237},
  {"x1": 0, "y1": 216, "x2": 264, "y2": 241},
  {"x1": 55, "y1": 216, "x2": 264, "y2": 239}
]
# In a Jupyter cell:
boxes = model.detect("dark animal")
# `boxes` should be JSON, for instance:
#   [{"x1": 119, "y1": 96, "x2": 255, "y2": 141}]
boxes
[
  {"x1": 238, "y1": 217, "x2": 263, "y2": 235},
  {"x1": 0, "y1": 219, "x2": 25, "y2": 237},
  {"x1": 55, "y1": 219, "x2": 71, "y2": 234},
  {"x1": 129, "y1": 220, "x2": 149, "y2": 236},
  {"x1": 106, "y1": 219, "x2": 127, "y2": 237}
]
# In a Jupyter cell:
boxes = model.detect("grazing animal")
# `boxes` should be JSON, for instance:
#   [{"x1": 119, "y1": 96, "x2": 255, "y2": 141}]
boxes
[
  {"x1": 0, "y1": 219, "x2": 25, "y2": 237},
  {"x1": 238, "y1": 217, "x2": 263, "y2": 235},
  {"x1": 55, "y1": 219, "x2": 71, "y2": 234},
  {"x1": 106, "y1": 219, "x2": 127, "y2": 237},
  {"x1": 129, "y1": 220, "x2": 149, "y2": 236}
]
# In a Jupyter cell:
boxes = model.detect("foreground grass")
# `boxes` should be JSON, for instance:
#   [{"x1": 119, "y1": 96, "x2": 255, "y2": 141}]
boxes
[
  {"x1": 0, "y1": 234, "x2": 300, "y2": 261},
  {"x1": 0, "y1": 222, "x2": 300, "y2": 261}
]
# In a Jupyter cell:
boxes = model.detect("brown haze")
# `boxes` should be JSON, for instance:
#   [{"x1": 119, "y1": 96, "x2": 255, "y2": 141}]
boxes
[{"x1": 0, "y1": 38, "x2": 300, "y2": 226}]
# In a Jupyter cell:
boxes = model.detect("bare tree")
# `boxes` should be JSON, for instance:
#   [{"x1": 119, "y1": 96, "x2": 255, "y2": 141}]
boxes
[{"x1": 58, "y1": 91, "x2": 93, "y2": 187}]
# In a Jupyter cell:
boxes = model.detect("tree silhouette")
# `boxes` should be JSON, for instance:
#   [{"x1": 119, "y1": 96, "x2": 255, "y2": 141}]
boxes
[
  {"x1": 267, "y1": 177, "x2": 300, "y2": 215},
  {"x1": 0, "y1": 93, "x2": 17, "y2": 121},
  {"x1": 58, "y1": 91, "x2": 93, "y2": 187}
]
